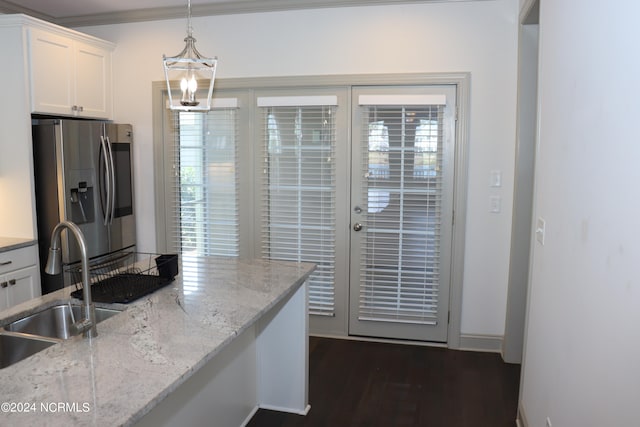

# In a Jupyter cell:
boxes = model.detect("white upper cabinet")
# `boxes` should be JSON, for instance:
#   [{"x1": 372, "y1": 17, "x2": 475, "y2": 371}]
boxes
[
  {"x1": 74, "y1": 40, "x2": 112, "y2": 118},
  {"x1": 28, "y1": 26, "x2": 114, "y2": 119},
  {"x1": 0, "y1": 14, "x2": 116, "y2": 239}
]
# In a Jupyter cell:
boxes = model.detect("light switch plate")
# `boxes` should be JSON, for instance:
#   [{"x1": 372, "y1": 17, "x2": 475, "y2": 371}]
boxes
[
  {"x1": 490, "y1": 195, "x2": 501, "y2": 213},
  {"x1": 490, "y1": 170, "x2": 502, "y2": 187},
  {"x1": 536, "y1": 217, "x2": 546, "y2": 245}
]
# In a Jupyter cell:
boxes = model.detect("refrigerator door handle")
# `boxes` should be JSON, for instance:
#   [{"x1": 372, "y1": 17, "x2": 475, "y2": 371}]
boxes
[
  {"x1": 105, "y1": 136, "x2": 116, "y2": 225},
  {"x1": 100, "y1": 135, "x2": 112, "y2": 226}
]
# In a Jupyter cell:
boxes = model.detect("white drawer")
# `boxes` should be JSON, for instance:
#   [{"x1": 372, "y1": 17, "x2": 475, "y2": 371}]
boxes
[{"x1": 0, "y1": 245, "x2": 38, "y2": 275}]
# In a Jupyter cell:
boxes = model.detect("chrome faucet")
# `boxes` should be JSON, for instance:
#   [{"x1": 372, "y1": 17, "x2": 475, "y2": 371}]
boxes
[{"x1": 44, "y1": 221, "x2": 97, "y2": 338}]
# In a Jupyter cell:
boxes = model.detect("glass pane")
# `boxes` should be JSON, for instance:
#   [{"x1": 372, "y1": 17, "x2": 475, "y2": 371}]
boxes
[
  {"x1": 176, "y1": 110, "x2": 239, "y2": 257},
  {"x1": 359, "y1": 105, "x2": 443, "y2": 325},
  {"x1": 263, "y1": 106, "x2": 336, "y2": 316}
]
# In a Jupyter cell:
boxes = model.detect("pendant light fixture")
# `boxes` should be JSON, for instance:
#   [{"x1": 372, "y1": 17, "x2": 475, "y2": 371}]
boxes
[{"x1": 163, "y1": 0, "x2": 217, "y2": 111}]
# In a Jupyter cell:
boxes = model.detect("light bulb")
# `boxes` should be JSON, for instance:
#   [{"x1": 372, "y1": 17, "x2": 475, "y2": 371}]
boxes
[
  {"x1": 188, "y1": 75, "x2": 197, "y2": 93},
  {"x1": 179, "y1": 73, "x2": 199, "y2": 107},
  {"x1": 180, "y1": 77, "x2": 189, "y2": 104}
]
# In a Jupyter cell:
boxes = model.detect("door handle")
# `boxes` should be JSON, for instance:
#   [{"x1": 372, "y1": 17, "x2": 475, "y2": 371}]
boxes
[
  {"x1": 353, "y1": 223, "x2": 363, "y2": 232},
  {"x1": 105, "y1": 136, "x2": 116, "y2": 225},
  {"x1": 100, "y1": 135, "x2": 112, "y2": 225}
]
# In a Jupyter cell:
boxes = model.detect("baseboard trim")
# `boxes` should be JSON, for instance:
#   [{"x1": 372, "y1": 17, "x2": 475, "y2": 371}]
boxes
[
  {"x1": 458, "y1": 334, "x2": 504, "y2": 353},
  {"x1": 310, "y1": 333, "x2": 448, "y2": 348},
  {"x1": 517, "y1": 401, "x2": 529, "y2": 427},
  {"x1": 240, "y1": 406, "x2": 260, "y2": 427},
  {"x1": 309, "y1": 333, "x2": 504, "y2": 353},
  {"x1": 258, "y1": 403, "x2": 311, "y2": 416}
]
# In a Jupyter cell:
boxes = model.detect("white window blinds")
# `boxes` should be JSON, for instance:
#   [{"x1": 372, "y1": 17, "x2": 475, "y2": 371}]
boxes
[
  {"x1": 358, "y1": 103, "x2": 445, "y2": 325},
  {"x1": 259, "y1": 99, "x2": 337, "y2": 316},
  {"x1": 168, "y1": 105, "x2": 239, "y2": 256}
]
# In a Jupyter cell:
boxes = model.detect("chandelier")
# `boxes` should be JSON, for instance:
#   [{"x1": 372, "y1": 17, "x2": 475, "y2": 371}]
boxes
[{"x1": 162, "y1": 0, "x2": 217, "y2": 111}]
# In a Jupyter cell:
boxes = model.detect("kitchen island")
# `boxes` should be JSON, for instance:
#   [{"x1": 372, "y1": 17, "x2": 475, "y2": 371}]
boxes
[{"x1": 0, "y1": 256, "x2": 314, "y2": 426}]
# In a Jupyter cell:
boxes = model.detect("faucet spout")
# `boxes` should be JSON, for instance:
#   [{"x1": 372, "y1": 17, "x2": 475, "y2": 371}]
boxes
[{"x1": 45, "y1": 221, "x2": 97, "y2": 338}]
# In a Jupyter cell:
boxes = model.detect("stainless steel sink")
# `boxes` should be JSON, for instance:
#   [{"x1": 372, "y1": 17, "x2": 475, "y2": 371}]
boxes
[
  {"x1": 4, "y1": 304, "x2": 121, "y2": 340},
  {"x1": 0, "y1": 334, "x2": 56, "y2": 369}
]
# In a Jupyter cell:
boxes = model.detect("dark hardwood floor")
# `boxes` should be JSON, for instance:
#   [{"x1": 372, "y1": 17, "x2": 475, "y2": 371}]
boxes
[{"x1": 247, "y1": 336, "x2": 520, "y2": 427}]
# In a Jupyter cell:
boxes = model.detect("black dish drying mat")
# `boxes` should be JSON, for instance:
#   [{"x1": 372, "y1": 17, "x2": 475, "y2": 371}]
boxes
[{"x1": 70, "y1": 273, "x2": 174, "y2": 304}]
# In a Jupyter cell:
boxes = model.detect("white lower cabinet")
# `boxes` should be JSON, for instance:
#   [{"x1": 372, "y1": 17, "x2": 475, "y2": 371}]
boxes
[
  {"x1": 2, "y1": 265, "x2": 40, "y2": 309},
  {"x1": 0, "y1": 246, "x2": 41, "y2": 310}
]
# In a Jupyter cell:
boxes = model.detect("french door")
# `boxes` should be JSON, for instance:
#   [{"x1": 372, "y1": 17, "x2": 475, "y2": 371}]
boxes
[
  {"x1": 348, "y1": 86, "x2": 456, "y2": 342},
  {"x1": 160, "y1": 78, "x2": 461, "y2": 343},
  {"x1": 257, "y1": 85, "x2": 457, "y2": 343}
]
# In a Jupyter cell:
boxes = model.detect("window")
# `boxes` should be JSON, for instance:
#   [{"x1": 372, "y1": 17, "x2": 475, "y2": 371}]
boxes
[
  {"x1": 414, "y1": 119, "x2": 439, "y2": 178},
  {"x1": 167, "y1": 104, "x2": 239, "y2": 257},
  {"x1": 259, "y1": 97, "x2": 338, "y2": 316},
  {"x1": 357, "y1": 102, "x2": 446, "y2": 326},
  {"x1": 368, "y1": 120, "x2": 390, "y2": 213}
]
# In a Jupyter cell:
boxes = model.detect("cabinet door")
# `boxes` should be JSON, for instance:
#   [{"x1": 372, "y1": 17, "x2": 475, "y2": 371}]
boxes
[
  {"x1": 29, "y1": 27, "x2": 75, "y2": 116},
  {"x1": 6, "y1": 265, "x2": 41, "y2": 308},
  {"x1": 75, "y1": 40, "x2": 112, "y2": 119}
]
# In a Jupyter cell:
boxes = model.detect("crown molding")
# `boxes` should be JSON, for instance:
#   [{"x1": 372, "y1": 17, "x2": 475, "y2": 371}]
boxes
[
  {"x1": 0, "y1": 0, "x2": 52, "y2": 21},
  {"x1": 0, "y1": 0, "x2": 492, "y2": 27}
]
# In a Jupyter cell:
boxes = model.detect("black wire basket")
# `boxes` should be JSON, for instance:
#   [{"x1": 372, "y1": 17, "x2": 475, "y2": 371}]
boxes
[{"x1": 67, "y1": 252, "x2": 179, "y2": 304}]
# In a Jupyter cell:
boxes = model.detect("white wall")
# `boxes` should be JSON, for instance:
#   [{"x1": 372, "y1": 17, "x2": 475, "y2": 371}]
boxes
[
  {"x1": 78, "y1": 0, "x2": 518, "y2": 337},
  {"x1": 520, "y1": 1, "x2": 640, "y2": 426}
]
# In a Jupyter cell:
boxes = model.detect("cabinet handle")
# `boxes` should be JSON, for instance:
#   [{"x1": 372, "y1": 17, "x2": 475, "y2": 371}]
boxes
[
  {"x1": 0, "y1": 261, "x2": 12, "y2": 266},
  {"x1": 0, "y1": 282, "x2": 7, "y2": 288},
  {"x1": 8, "y1": 279, "x2": 15, "y2": 286},
  {"x1": 71, "y1": 105, "x2": 84, "y2": 112}
]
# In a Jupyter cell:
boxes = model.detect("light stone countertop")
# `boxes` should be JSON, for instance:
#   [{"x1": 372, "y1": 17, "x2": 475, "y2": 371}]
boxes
[
  {"x1": 0, "y1": 237, "x2": 37, "y2": 253},
  {"x1": 0, "y1": 256, "x2": 315, "y2": 426}
]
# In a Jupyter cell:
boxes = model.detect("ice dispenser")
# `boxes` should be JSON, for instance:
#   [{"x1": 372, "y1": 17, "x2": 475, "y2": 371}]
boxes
[{"x1": 68, "y1": 168, "x2": 96, "y2": 225}]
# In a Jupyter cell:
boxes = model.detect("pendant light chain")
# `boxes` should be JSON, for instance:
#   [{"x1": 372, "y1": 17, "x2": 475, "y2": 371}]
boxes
[{"x1": 187, "y1": 0, "x2": 193, "y2": 39}]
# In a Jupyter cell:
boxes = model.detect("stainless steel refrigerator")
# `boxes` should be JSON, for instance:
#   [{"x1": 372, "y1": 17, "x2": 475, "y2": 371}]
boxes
[{"x1": 32, "y1": 118, "x2": 136, "y2": 294}]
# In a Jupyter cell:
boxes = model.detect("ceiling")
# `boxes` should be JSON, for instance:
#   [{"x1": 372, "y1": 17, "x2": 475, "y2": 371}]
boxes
[
  {"x1": 0, "y1": 0, "x2": 481, "y2": 27},
  {"x1": 1, "y1": 0, "x2": 218, "y2": 20}
]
